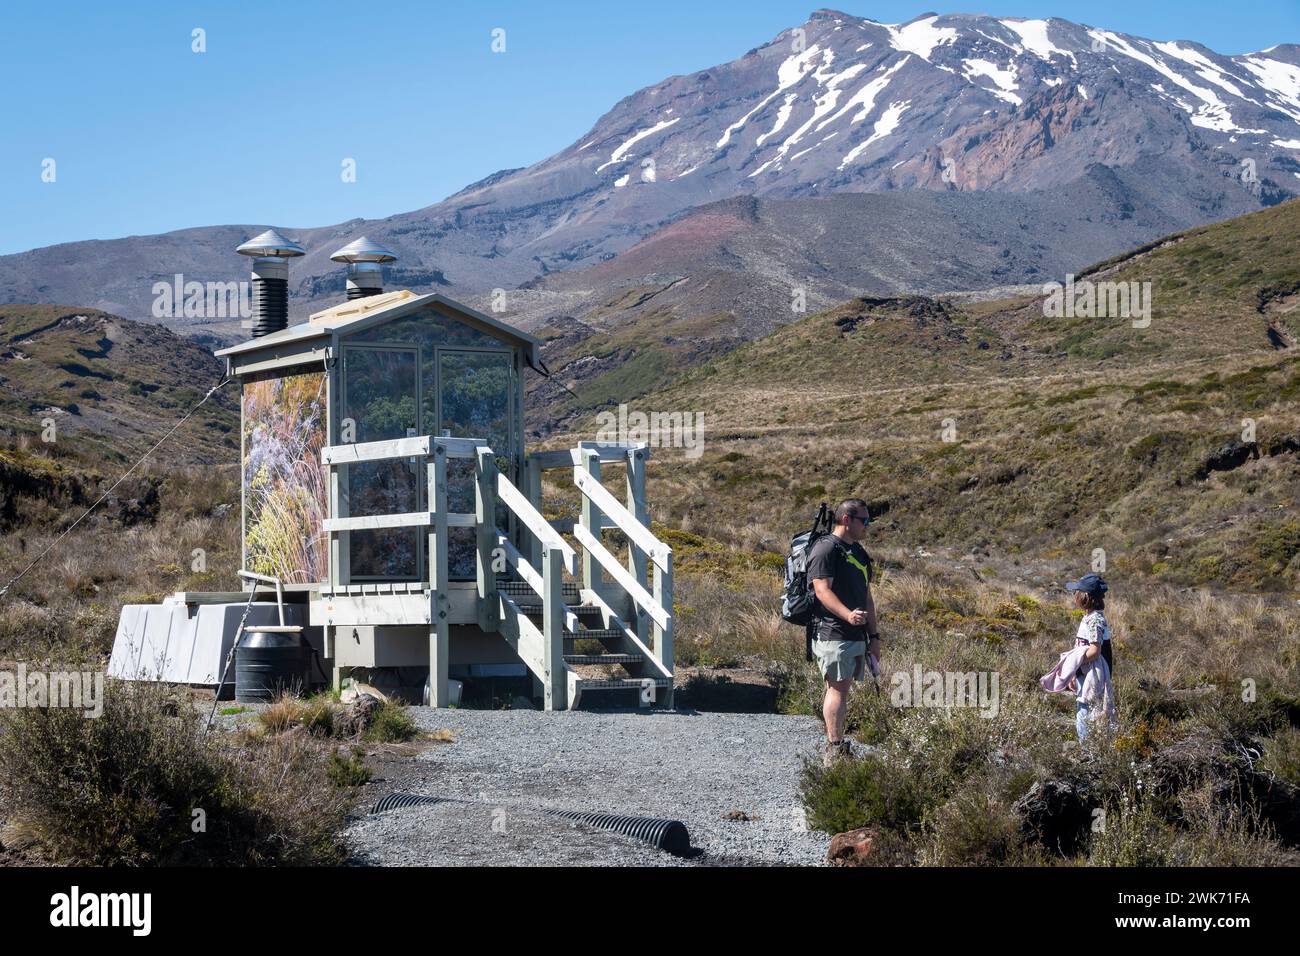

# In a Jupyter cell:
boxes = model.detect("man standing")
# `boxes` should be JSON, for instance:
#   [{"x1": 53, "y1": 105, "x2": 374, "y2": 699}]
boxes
[{"x1": 807, "y1": 498, "x2": 880, "y2": 765}]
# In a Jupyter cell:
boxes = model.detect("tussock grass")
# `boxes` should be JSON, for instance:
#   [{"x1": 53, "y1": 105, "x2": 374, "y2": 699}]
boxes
[
  {"x1": 257, "y1": 693, "x2": 303, "y2": 736},
  {"x1": 362, "y1": 700, "x2": 418, "y2": 743},
  {"x1": 255, "y1": 691, "x2": 418, "y2": 744}
]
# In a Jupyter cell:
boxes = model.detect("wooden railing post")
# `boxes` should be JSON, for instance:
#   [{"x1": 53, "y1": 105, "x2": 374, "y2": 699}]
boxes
[
  {"x1": 523, "y1": 453, "x2": 543, "y2": 572},
  {"x1": 427, "y1": 443, "x2": 450, "y2": 707},
  {"x1": 542, "y1": 545, "x2": 566, "y2": 711},
  {"x1": 475, "y1": 447, "x2": 500, "y2": 633},
  {"x1": 329, "y1": 461, "x2": 351, "y2": 587},
  {"x1": 624, "y1": 444, "x2": 651, "y2": 646},
  {"x1": 577, "y1": 448, "x2": 605, "y2": 606},
  {"x1": 652, "y1": 548, "x2": 674, "y2": 709}
]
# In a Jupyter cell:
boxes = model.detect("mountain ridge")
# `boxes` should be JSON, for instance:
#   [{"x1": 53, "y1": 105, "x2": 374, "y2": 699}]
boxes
[{"x1": 1, "y1": 9, "x2": 1297, "y2": 337}]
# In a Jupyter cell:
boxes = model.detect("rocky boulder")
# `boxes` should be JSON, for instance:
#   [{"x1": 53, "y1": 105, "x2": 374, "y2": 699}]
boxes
[
  {"x1": 827, "y1": 827, "x2": 877, "y2": 866},
  {"x1": 333, "y1": 694, "x2": 382, "y2": 739}
]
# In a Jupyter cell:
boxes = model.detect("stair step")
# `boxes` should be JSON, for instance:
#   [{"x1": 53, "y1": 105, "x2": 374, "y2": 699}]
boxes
[
  {"x1": 498, "y1": 579, "x2": 581, "y2": 601},
  {"x1": 563, "y1": 653, "x2": 643, "y2": 665},
  {"x1": 575, "y1": 677, "x2": 673, "y2": 691},
  {"x1": 563, "y1": 628, "x2": 624, "y2": 642},
  {"x1": 517, "y1": 603, "x2": 604, "y2": 622}
]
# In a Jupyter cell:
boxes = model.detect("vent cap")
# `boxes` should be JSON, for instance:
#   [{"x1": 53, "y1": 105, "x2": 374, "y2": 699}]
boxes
[
  {"x1": 329, "y1": 236, "x2": 397, "y2": 263},
  {"x1": 236, "y1": 229, "x2": 306, "y2": 259}
]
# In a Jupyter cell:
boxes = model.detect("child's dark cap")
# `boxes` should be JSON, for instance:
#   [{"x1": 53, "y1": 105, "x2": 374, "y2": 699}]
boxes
[{"x1": 1065, "y1": 573, "x2": 1108, "y2": 595}]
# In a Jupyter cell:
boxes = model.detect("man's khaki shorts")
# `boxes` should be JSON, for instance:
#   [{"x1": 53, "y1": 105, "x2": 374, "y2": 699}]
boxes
[{"x1": 813, "y1": 638, "x2": 866, "y2": 683}]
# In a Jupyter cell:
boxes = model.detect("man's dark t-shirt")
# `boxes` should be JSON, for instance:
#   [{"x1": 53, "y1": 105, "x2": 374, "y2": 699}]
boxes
[{"x1": 807, "y1": 535, "x2": 872, "y2": 642}]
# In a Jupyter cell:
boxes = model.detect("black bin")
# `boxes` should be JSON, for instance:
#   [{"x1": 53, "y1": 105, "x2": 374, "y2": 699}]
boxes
[{"x1": 235, "y1": 627, "x2": 310, "y2": 703}]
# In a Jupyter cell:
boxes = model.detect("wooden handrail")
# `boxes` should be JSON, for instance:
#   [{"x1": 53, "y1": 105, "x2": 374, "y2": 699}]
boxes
[
  {"x1": 572, "y1": 468, "x2": 671, "y2": 572},
  {"x1": 528, "y1": 441, "x2": 650, "y2": 471},
  {"x1": 321, "y1": 434, "x2": 483, "y2": 465},
  {"x1": 322, "y1": 436, "x2": 429, "y2": 465},
  {"x1": 572, "y1": 524, "x2": 670, "y2": 629},
  {"x1": 322, "y1": 511, "x2": 475, "y2": 533},
  {"x1": 323, "y1": 511, "x2": 431, "y2": 533},
  {"x1": 494, "y1": 466, "x2": 577, "y2": 576},
  {"x1": 494, "y1": 529, "x2": 544, "y2": 600}
]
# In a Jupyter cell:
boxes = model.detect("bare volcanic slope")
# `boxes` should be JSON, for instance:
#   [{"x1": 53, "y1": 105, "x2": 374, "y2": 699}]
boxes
[
  {"x1": 517, "y1": 155, "x2": 1266, "y2": 428},
  {"x1": 0, "y1": 10, "x2": 1297, "y2": 328}
]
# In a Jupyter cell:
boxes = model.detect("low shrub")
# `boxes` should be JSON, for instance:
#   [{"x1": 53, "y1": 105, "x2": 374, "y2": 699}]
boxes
[
  {"x1": 1260, "y1": 727, "x2": 1300, "y2": 787},
  {"x1": 362, "y1": 700, "x2": 417, "y2": 743},
  {"x1": 326, "y1": 747, "x2": 372, "y2": 788},
  {"x1": 801, "y1": 755, "x2": 934, "y2": 836},
  {"x1": 0, "y1": 682, "x2": 347, "y2": 865},
  {"x1": 918, "y1": 790, "x2": 1043, "y2": 866}
]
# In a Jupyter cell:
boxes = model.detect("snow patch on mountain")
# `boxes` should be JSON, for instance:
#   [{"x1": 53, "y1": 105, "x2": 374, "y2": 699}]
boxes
[
  {"x1": 716, "y1": 43, "x2": 827, "y2": 149},
  {"x1": 770, "y1": 59, "x2": 875, "y2": 166},
  {"x1": 963, "y1": 58, "x2": 1023, "y2": 105},
  {"x1": 818, "y1": 58, "x2": 908, "y2": 130},
  {"x1": 757, "y1": 93, "x2": 800, "y2": 147},
  {"x1": 1154, "y1": 41, "x2": 1253, "y2": 101},
  {"x1": 1089, "y1": 30, "x2": 1261, "y2": 135},
  {"x1": 598, "y1": 117, "x2": 681, "y2": 172},
  {"x1": 1000, "y1": 18, "x2": 1076, "y2": 66},
  {"x1": 885, "y1": 16, "x2": 957, "y2": 61},
  {"x1": 1240, "y1": 56, "x2": 1300, "y2": 123},
  {"x1": 839, "y1": 100, "x2": 912, "y2": 169}
]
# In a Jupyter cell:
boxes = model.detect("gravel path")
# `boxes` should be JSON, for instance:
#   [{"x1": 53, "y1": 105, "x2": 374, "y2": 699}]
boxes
[{"x1": 344, "y1": 709, "x2": 831, "y2": 866}]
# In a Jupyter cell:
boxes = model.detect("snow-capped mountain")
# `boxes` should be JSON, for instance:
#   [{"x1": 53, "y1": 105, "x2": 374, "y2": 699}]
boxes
[
  {"x1": 1, "y1": 9, "x2": 1296, "y2": 327},
  {"x1": 563, "y1": 10, "x2": 1300, "y2": 199}
]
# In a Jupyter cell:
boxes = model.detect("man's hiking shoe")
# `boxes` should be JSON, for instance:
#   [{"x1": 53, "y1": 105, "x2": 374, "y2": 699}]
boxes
[{"x1": 822, "y1": 740, "x2": 853, "y2": 768}]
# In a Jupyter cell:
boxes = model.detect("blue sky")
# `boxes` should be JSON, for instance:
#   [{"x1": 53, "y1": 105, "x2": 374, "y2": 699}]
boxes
[{"x1": 1, "y1": 1, "x2": 1296, "y2": 255}]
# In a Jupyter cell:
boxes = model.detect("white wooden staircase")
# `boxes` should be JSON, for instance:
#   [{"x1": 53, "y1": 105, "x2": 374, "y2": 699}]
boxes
[
  {"x1": 498, "y1": 578, "x2": 674, "y2": 709},
  {"x1": 317, "y1": 436, "x2": 674, "y2": 710}
]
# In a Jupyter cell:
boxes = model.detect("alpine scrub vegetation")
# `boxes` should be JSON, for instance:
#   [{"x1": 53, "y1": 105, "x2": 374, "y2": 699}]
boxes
[
  {"x1": 633, "y1": 200, "x2": 1300, "y2": 596},
  {"x1": 0, "y1": 682, "x2": 349, "y2": 866},
  {"x1": 0, "y1": 441, "x2": 240, "y2": 662},
  {"x1": 792, "y1": 568, "x2": 1300, "y2": 866}
]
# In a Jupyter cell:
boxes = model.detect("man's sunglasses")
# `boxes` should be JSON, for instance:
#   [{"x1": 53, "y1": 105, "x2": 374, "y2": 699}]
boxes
[{"x1": 847, "y1": 513, "x2": 871, "y2": 525}]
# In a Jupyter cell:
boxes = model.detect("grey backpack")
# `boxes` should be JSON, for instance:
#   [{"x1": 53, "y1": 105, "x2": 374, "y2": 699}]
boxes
[{"x1": 781, "y1": 503, "x2": 831, "y2": 628}]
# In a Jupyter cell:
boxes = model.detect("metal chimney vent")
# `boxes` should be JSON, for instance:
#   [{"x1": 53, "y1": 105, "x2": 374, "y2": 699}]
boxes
[
  {"x1": 236, "y1": 229, "x2": 305, "y2": 338},
  {"x1": 330, "y1": 236, "x2": 397, "y2": 300}
]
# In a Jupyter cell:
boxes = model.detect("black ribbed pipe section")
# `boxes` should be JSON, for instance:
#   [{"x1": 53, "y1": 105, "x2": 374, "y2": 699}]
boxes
[
  {"x1": 251, "y1": 276, "x2": 288, "y2": 337},
  {"x1": 368, "y1": 792, "x2": 693, "y2": 857},
  {"x1": 370, "y1": 792, "x2": 446, "y2": 814},
  {"x1": 547, "y1": 809, "x2": 692, "y2": 857},
  {"x1": 346, "y1": 286, "x2": 382, "y2": 300}
]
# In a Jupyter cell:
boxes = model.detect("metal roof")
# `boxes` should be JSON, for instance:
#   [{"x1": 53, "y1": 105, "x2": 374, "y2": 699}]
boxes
[{"x1": 214, "y1": 290, "x2": 543, "y2": 368}]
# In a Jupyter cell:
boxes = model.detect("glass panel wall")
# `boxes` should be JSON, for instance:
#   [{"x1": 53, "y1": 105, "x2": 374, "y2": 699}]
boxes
[
  {"x1": 342, "y1": 346, "x2": 420, "y2": 579},
  {"x1": 341, "y1": 307, "x2": 520, "y2": 580},
  {"x1": 440, "y1": 350, "x2": 513, "y2": 578}
]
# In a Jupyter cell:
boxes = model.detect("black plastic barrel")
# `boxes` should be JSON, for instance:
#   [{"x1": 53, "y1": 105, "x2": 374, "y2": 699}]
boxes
[{"x1": 235, "y1": 628, "x2": 309, "y2": 703}]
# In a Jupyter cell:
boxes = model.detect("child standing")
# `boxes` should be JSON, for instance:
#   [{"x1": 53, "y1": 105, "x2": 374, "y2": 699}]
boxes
[{"x1": 1065, "y1": 573, "x2": 1115, "y2": 739}]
